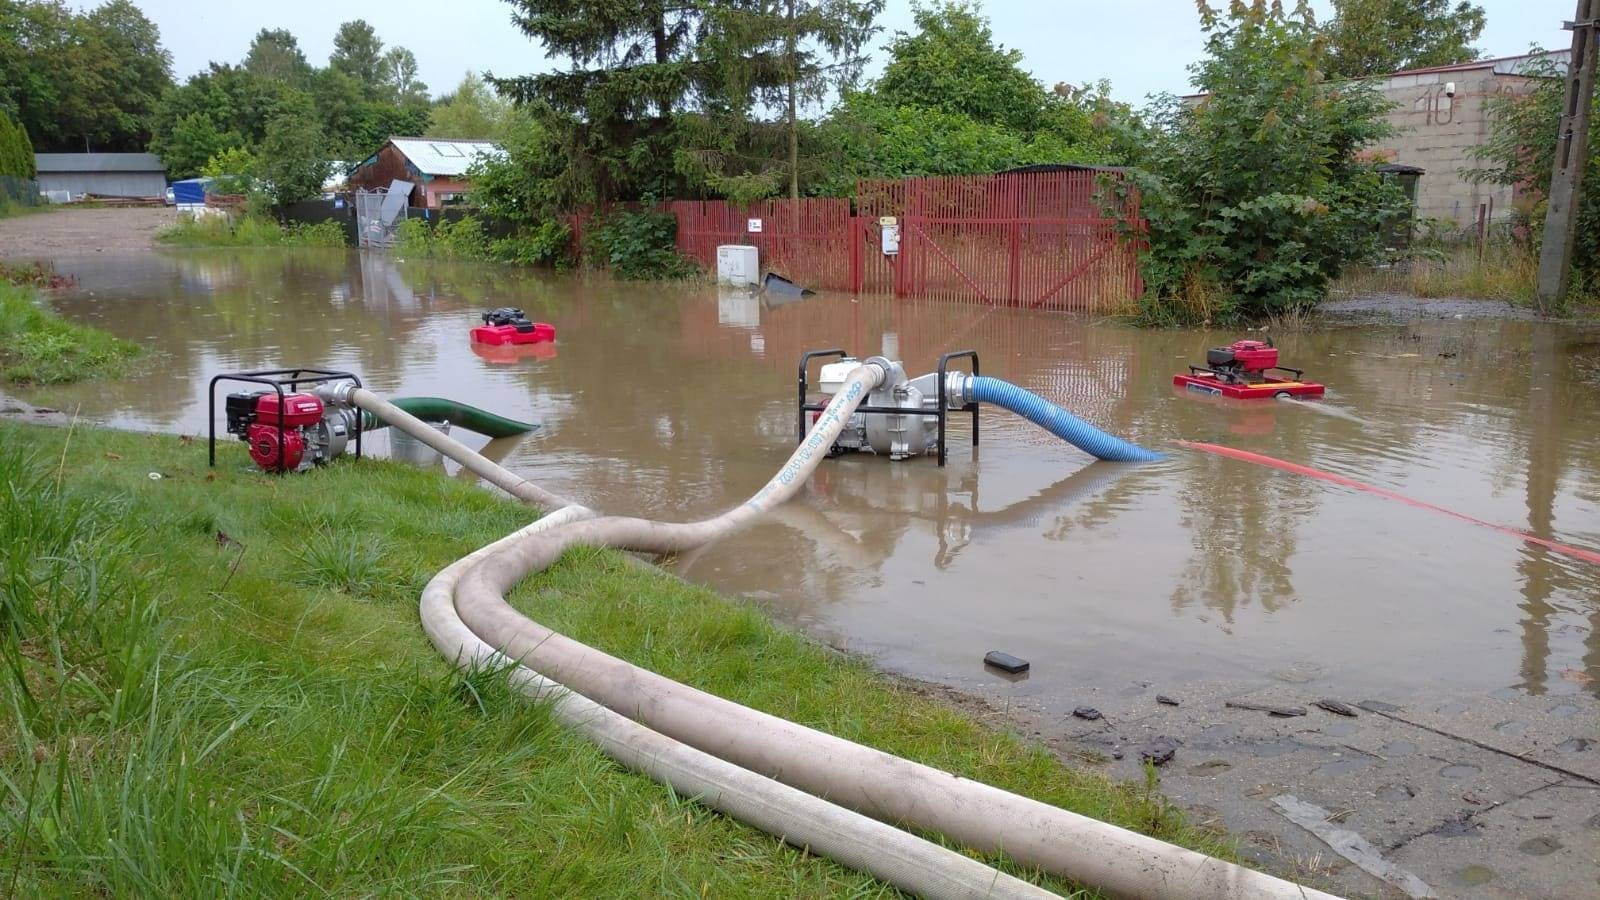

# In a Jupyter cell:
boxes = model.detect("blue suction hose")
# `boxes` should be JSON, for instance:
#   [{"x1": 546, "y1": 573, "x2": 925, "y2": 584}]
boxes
[{"x1": 964, "y1": 375, "x2": 1162, "y2": 462}]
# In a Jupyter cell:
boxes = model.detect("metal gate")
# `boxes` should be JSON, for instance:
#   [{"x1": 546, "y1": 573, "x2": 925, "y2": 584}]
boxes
[
  {"x1": 860, "y1": 171, "x2": 1142, "y2": 311},
  {"x1": 355, "y1": 179, "x2": 413, "y2": 249}
]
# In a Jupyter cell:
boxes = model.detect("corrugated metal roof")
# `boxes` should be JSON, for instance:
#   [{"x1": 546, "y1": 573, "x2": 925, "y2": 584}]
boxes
[
  {"x1": 386, "y1": 138, "x2": 503, "y2": 176},
  {"x1": 35, "y1": 152, "x2": 166, "y2": 174}
]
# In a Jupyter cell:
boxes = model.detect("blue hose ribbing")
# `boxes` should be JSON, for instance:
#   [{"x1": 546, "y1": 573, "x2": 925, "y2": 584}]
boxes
[{"x1": 965, "y1": 376, "x2": 1162, "y2": 462}]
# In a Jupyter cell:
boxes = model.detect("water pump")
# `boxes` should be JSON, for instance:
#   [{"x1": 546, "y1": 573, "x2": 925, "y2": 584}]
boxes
[{"x1": 224, "y1": 389, "x2": 359, "y2": 472}]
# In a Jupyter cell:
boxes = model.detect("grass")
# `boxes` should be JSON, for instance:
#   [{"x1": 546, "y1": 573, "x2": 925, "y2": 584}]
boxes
[
  {"x1": 0, "y1": 282, "x2": 141, "y2": 384},
  {"x1": 1333, "y1": 242, "x2": 1542, "y2": 305},
  {"x1": 157, "y1": 213, "x2": 347, "y2": 249},
  {"x1": 0, "y1": 421, "x2": 1243, "y2": 897},
  {"x1": 0, "y1": 199, "x2": 53, "y2": 220}
]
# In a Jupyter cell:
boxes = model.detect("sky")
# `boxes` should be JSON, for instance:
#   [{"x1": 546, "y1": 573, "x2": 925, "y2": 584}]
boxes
[{"x1": 86, "y1": 0, "x2": 1578, "y2": 108}]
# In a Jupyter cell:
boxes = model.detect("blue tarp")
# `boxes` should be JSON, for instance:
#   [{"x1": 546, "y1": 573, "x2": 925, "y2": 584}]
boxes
[{"x1": 171, "y1": 177, "x2": 212, "y2": 205}]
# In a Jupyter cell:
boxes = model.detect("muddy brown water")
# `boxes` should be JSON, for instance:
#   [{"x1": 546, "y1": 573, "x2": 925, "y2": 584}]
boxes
[{"x1": 12, "y1": 249, "x2": 1600, "y2": 711}]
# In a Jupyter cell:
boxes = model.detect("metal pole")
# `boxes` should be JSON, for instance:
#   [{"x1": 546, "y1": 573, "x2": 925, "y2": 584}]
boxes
[{"x1": 1536, "y1": 0, "x2": 1598, "y2": 308}]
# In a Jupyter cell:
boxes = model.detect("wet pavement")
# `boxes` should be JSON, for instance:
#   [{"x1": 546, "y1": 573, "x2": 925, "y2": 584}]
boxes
[{"x1": 8, "y1": 249, "x2": 1599, "y2": 898}]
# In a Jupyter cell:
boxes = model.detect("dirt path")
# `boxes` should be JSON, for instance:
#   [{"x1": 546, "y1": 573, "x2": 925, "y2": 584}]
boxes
[{"x1": 0, "y1": 206, "x2": 182, "y2": 257}]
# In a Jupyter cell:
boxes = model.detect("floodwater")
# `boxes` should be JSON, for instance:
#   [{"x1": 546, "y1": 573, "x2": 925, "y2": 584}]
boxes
[{"x1": 12, "y1": 249, "x2": 1600, "y2": 708}]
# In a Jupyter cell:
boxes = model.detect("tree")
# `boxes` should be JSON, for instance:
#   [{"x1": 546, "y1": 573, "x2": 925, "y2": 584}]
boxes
[
  {"x1": 330, "y1": 20, "x2": 387, "y2": 99},
  {"x1": 255, "y1": 108, "x2": 330, "y2": 204},
  {"x1": 383, "y1": 47, "x2": 428, "y2": 104},
  {"x1": 150, "y1": 64, "x2": 296, "y2": 175},
  {"x1": 875, "y1": 1, "x2": 1049, "y2": 133},
  {"x1": 1128, "y1": 1, "x2": 1403, "y2": 322},
  {"x1": 245, "y1": 28, "x2": 312, "y2": 85},
  {"x1": 429, "y1": 73, "x2": 514, "y2": 140},
  {"x1": 156, "y1": 112, "x2": 241, "y2": 179},
  {"x1": 495, "y1": 1, "x2": 707, "y2": 204},
  {"x1": 1322, "y1": 0, "x2": 1485, "y2": 79},
  {"x1": 0, "y1": 112, "x2": 37, "y2": 177},
  {"x1": 0, "y1": 0, "x2": 172, "y2": 151},
  {"x1": 701, "y1": 0, "x2": 882, "y2": 200}
]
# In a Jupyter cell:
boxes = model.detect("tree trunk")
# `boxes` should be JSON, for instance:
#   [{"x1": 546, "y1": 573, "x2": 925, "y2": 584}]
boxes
[
  {"x1": 653, "y1": 11, "x2": 672, "y2": 119},
  {"x1": 786, "y1": 0, "x2": 799, "y2": 201}
]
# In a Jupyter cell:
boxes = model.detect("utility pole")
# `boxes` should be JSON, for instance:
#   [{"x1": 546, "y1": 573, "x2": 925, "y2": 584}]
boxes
[{"x1": 1536, "y1": 0, "x2": 1598, "y2": 310}]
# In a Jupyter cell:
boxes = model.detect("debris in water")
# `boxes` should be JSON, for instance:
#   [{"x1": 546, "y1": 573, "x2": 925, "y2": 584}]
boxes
[
  {"x1": 1071, "y1": 706, "x2": 1102, "y2": 721},
  {"x1": 983, "y1": 651, "x2": 1029, "y2": 674},
  {"x1": 1272, "y1": 794, "x2": 1439, "y2": 898},
  {"x1": 1139, "y1": 737, "x2": 1177, "y2": 766},
  {"x1": 1156, "y1": 694, "x2": 1181, "y2": 706},
  {"x1": 1226, "y1": 700, "x2": 1308, "y2": 718},
  {"x1": 1314, "y1": 699, "x2": 1359, "y2": 717}
]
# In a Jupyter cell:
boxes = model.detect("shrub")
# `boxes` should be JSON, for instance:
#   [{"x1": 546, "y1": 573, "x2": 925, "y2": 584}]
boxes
[
  {"x1": 491, "y1": 221, "x2": 573, "y2": 269},
  {"x1": 1121, "y1": 2, "x2": 1405, "y2": 324},
  {"x1": 586, "y1": 209, "x2": 699, "y2": 280}
]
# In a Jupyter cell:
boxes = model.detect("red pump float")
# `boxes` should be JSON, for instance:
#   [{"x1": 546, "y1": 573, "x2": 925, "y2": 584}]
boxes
[
  {"x1": 470, "y1": 307, "x2": 556, "y2": 346},
  {"x1": 1173, "y1": 339, "x2": 1325, "y2": 399}
]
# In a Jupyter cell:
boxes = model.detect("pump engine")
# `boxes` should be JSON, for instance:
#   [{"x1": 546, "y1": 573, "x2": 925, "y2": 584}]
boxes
[{"x1": 224, "y1": 389, "x2": 358, "y2": 472}]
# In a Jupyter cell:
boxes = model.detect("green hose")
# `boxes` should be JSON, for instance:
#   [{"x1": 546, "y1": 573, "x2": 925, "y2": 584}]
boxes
[{"x1": 361, "y1": 397, "x2": 539, "y2": 438}]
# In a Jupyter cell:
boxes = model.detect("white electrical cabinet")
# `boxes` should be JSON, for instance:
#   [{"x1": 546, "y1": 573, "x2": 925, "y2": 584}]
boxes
[{"x1": 716, "y1": 244, "x2": 760, "y2": 286}]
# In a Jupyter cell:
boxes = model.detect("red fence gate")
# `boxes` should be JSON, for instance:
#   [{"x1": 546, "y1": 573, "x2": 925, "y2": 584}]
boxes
[
  {"x1": 852, "y1": 170, "x2": 1142, "y2": 311},
  {"x1": 596, "y1": 169, "x2": 1143, "y2": 311}
]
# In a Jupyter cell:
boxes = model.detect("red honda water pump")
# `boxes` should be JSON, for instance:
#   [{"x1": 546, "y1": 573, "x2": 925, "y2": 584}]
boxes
[{"x1": 224, "y1": 389, "x2": 359, "y2": 472}]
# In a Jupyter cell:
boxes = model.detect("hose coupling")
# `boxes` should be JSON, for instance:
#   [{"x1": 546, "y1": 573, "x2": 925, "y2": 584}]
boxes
[{"x1": 944, "y1": 371, "x2": 971, "y2": 409}]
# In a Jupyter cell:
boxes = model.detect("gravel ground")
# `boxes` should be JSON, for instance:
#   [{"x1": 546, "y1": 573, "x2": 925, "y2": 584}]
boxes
[{"x1": 0, "y1": 206, "x2": 182, "y2": 258}]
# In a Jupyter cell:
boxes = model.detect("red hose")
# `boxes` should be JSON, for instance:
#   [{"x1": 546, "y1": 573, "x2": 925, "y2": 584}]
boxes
[{"x1": 1177, "y1": 441, "x2": 1600, "y2": 568}]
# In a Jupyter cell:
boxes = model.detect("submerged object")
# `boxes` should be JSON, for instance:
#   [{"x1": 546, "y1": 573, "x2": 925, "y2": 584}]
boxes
[
  {"x1": 471, "y1": 307, "x2": 556, "y2": 346},
  {"x1": 1173, "y1": 338, "x2": 1325, "y2": 399},
  {"x1": 762, "y1": 271, "x2": 815, "y2": 299}
]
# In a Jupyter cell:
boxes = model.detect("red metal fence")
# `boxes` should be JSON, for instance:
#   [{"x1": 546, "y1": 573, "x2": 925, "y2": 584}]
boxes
[{"x1": 582, "y1": 170, "x2": 1144, "y2": 311}]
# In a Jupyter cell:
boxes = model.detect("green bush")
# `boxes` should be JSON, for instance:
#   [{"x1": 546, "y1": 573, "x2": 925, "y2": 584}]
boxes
[
  {"x1": 1121, "y1": 3, "x2": 1404, "y2": 324},
  {"x1": 396, "y1": 215, "x2": 573, "y2": 269},
  {"x1": 586, "y1": 210, "x2": 699, "y2": 280},
  {"x1": 491, "y1": 221, "x2": 573, "y2": 269}
]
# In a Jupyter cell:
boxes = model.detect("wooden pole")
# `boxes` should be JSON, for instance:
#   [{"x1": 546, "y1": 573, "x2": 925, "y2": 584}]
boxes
[{"x1": 1536, "y1": 0, "x2": 1598, "y2": 309}]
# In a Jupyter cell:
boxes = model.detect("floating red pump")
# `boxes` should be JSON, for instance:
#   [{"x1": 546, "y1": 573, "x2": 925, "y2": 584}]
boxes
[
  {"x1": 1173, "y1": 338, "x2": 1325, "y2": 400},
  {"x1": 470, "y1": 307, "x2": 556, "y2": 346}
]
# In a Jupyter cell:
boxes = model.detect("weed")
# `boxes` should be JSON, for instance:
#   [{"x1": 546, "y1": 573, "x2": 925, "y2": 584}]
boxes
[
  {"x1": 0, "y1": 283, "x2": 141, "y2": 384},
  {"x1": 157, "y1": 214, "x2": 346, "y2": 248}
]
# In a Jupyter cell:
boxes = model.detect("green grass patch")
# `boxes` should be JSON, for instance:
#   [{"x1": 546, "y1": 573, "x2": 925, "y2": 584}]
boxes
[
  {"x1": 0, "y1": 422, "x2": 1240, "y2": 896},
  {"x1": 0, "y1": 199, "x2": 53, "y2": 220},
  {"x1": 157, "y1": 213, "x2": 347, "y2": 248},
  {"x1": 0, "y1": 283, "x2": 141, "y2": 384}
]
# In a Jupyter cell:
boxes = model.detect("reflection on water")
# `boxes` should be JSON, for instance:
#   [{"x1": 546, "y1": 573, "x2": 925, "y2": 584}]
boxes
[{"x1": 14, "y1": 249, "x2": 1600, "y2": 703}]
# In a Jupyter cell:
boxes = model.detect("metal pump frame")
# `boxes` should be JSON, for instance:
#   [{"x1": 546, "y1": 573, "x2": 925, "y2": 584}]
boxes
[
  {"x1": 208, "y1": 368, "x2": 364, "y2": 468},
  {"x1": 797, "y1": 349, "x2": 979, "y2": 467}
]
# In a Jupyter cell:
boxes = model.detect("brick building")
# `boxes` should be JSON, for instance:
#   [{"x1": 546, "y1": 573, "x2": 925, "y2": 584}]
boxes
[{"x1": 1359, "y1": 51, "x2": 1568, "y2": 228}]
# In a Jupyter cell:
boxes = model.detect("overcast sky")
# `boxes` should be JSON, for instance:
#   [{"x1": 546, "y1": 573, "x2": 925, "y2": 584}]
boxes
[{"x1": 91, "y1": 0, "x2": 1577, "y2": 107}]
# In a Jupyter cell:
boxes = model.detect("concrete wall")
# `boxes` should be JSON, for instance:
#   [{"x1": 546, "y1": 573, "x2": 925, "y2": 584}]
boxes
[
  {"x1": 35, "y1": 171, "x2": 166, "y2": 199},
  {"x1": 1364, "y1": 67, "x2": 1540, "y2": 228}
]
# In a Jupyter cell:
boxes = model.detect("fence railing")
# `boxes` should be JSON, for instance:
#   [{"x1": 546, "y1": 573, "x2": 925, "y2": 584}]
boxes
[
  {"x1": 0, "y1": 176, "x2": 41, "y2": 208},
  {"x1": 658, "y1": 170, "x2": 1143, "y2": 311}
]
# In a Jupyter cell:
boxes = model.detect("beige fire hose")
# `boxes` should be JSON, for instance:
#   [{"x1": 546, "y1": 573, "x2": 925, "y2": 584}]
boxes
[{"x1": 327, "y1": 366, "x2": 1338, "y2": 900}]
